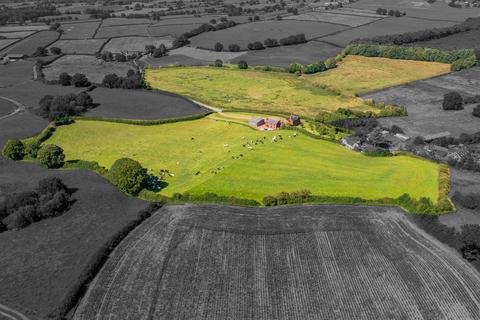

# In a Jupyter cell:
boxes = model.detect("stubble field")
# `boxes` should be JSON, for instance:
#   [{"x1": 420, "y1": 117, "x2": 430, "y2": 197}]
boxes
[{"x1": 74, "y1": 204, "x2": 480, "y2": 320}]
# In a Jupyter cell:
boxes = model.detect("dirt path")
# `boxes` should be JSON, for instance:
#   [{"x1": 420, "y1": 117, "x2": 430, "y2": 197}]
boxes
[
  {"x1": 0, "y1": 96, "x2": 26, "y2": 120},
  {"x1": 0, "y1": 304, "x2": 31, "y2": 320}
]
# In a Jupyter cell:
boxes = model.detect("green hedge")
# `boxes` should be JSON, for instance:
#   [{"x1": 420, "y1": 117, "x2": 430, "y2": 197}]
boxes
[{"x1": 73, "y1": 112, "x2": 212, "y2": 126}]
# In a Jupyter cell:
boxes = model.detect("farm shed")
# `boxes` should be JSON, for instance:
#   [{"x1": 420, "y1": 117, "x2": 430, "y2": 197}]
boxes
[
  {"x1": 249, "y1": 117, "x2": 265, "y2": 128},
  {"x1": 285, "y1": 115, "x2": 301, "y2": 126}
]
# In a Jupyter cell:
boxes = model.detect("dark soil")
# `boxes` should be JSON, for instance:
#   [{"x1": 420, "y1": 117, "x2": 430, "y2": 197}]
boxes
[
  {"x1": 0, "y1": 110, "x2": 147, "y2": 320},
  {"x1": 86, "y1": 87, "x2": 208, "y2": 120}
]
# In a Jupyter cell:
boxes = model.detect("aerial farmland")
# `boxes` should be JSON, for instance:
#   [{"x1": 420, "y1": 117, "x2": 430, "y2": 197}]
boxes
[{"x1": 1, "y1": 0, "x2": 480, "y2": 319}]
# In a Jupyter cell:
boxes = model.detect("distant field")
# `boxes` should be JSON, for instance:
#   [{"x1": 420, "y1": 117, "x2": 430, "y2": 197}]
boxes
[
  {"x1": 0, "y1": 38, "x2": 18, "y2": 50},
  {"x1": 189, "y1": 20, "x2": 349, "y2": 50},
  {"x1": 0, "y1": 98, "x2": 14, "y2": 117},
  {"x1": 230, "y1": 40, "x2": 341, "y2": 67},
  {"x1": 48, "y1": 39, "x2": 107, "y2": 54},
  {"x1": 0, "y1": 31, "x2": 35, "y2": 38},
  {"x1": 148, "y1": 23, "x2": 204, "y2": 38},
  {"x1": 86, "y1": 87, "x2": 208, "y2": 120},
  {"x1": 139, "y1": 54, "x2": 209, "y2": 67},
  {"x1": 350, "y1": 0, "x2": 480, "y2": 22},
  {"x1": 284, "y1": 11, "x2": 382, "y2": 27},
  {"x1": 60, "y1": 21, "x2": 101, "y2": 39},
  {"x1": 101, "y1": 17, "x2": 152, "y2": 27},
  {"x1": 409, "y1": 29, "x2": 480, "y2": 51},
  {"x1": 74, "y1": 204, "x2": 480, "y2": 320},
  {"x1": 43, "y1": 55, "x2": 135, "y2": 84},
  {"x1": 0, "y1": 25, "x2": 49, "y2": 32},
  {"x1": 321, "y1": 17, "x2": 458, "y2": 47},
  {"x1": 46, "y1": 118, "x2": 440, "y2": 201},
  {"x1": 168, "y1": 46, "x2": 247, "y2": 62},
  {"x1": 1, "y1": 30, "x2": 59, "y2": 55},
  {"x1": 145, "y1": 56, "x2": 451, "y2": 117},
  {"x1": 95, "y1": 24, "x2": 150, "y2": 38},
  {"x1": 102, "y1": 36, "x2": 173, "y2": 53}
]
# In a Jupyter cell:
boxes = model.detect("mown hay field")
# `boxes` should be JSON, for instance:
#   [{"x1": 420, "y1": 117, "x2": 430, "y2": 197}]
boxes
[
  {"x1": 74, "y1": 204, "x2": 480, "y2": 320},
  {"x1": 45, "y1": 118, "x2": 440, "y2": 202},
  {"x1": 145, "y1": 56, "x2": 451, "y2": 117},
  {"x1": 307, "y1": 55, "x2": 451, "y2": 96}
]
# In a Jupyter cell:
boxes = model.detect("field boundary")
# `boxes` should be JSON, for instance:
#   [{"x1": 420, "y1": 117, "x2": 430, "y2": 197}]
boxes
[{"x1": 74, "y1": 111, "x2": 212, "y2": 125}]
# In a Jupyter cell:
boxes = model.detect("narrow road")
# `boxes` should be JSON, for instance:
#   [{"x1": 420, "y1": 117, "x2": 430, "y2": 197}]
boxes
[
  {"x1": 0, "y1": 304, "x2": 31, "y2": 320},
  {"x1": 0, "y1": 96, "x2": 26, "y2": 120}
]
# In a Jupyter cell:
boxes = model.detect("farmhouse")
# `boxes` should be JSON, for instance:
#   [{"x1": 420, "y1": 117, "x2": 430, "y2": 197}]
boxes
[
  {"x1": 249, "y1": 117, "x2": 281, "y2": 130},
  {"x1": 341, "y1": 136, "x2": 361, "y2": 150}
]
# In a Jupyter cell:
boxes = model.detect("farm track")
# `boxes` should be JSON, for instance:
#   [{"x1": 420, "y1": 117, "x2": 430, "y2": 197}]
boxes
[
  {"x1": 74, "y1": 205, "x2": 480, "y2": 320},
  {"x1": 0, "y1": 303, "x2": 31, "y2": 320},
  {"x1": 0, "y1": 95, "x2": 26, "y2": 120}
]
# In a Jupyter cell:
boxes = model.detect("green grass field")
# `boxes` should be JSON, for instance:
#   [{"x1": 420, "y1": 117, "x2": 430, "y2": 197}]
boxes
[
  {"x1": 45, "y1": 118, "x2": 440, "y2": 202},
  {"x1": 145, "y1": 56, "x2": 450, "y2": 118}
]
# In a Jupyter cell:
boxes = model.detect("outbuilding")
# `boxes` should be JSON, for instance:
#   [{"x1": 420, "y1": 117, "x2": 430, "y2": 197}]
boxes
[{"x1": 285, "y1": 115, "x2": 301, "y2": 126}]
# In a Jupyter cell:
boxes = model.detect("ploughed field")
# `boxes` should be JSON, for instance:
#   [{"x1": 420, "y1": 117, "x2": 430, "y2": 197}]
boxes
[
  {"x1": 74, "y1": 204, "x2": 480, "y2": 320},
  {"x1": 45, "y1": 117, "x2": 440, "y2": 201},
  {"x1": 145, "y1": 56, "x2": 450, "y2": 117}
]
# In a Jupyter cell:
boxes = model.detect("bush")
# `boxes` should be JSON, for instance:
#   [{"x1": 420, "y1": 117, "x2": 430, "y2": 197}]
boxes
[
  {"x1": 58, "y1": 72, "x2": 72, "y2": 86},
  {"x1": 71, "y1": 73, "x2": 90, "y2": 87},
  {"x1": 263, "y1": 38, "x2": 278, "y2": 47},
  {"x1": 412, "y1": 136, "x2": 425, "y2": 145},
  {"x1": 324, "y1": 57, "x2": 337, "y2": 69},
  {"x1": 214, "y1": 42, "x2": 223, "y2": 52},
  {"x1": 473, "y1": 105, "x2": 480, "y2": 117},
  {"x1": 228, "y1": 43, "x2": 240, "y2": 52},
  {"x1": 237, "y1": 60, "x2": 248, "y2": 69},
  {"x1": 37, "y1": 144, "x2": 65, "y2": 168},
  {"x1": 153, "y1": 44, "x2": 168, "y2": 57},
  {"x1": 262, "y1": 196, "x2": 277, "y2": 206},
  {"x1": 443, "y1": 91, "x2": 464, "y2": 110},
  {"x1": 247, "y1": 41, "x2": 264, "y2": 50},
  {"x1": 213, "y1": 59, "x2": 223, "y2": 67},
  {"x1": 50, "y1": 46, "x2": 61, "y2": 55},
  {"x1": 2, "y1": 139, "x2": 25, "y2": 160},
  {"x1": 108, "y1": 158, "x2": 148, "y2": 195},
  {"x1": 0, "y1": 178, "x2": 72, "y2": 231},
  {"x1": 38, "y1": 93, "x2": 94, "y2": 120},
  {"x1": 288, "y1": 62, "x2": 303, "y2": 74}
]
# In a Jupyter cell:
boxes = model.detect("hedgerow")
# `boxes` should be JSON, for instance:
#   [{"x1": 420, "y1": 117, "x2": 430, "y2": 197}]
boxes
[{"x1": 74, "y1": 112, "x2": 211, "y2": 126}]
